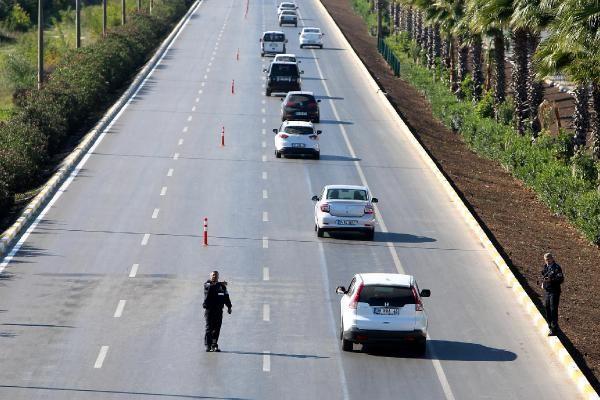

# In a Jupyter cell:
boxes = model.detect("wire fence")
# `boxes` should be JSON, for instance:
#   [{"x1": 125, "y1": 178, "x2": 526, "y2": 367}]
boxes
[{"x1": 377, "y1": 36, "x2": 400, "y2": 77}]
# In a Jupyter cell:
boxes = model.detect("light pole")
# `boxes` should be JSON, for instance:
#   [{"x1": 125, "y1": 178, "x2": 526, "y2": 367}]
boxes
[
  {"x1": 102, "y1": 0, "x2": 107, "y2": 36},
  {"x1": 75, "y1": 0, "x2": 81, "y2": 48},
  {"x1": 37, "y1": 0, "x2": 44, "y2": 89},
  {"x1": 122, "y1": 0, "x2": 126, "y2": 25}
]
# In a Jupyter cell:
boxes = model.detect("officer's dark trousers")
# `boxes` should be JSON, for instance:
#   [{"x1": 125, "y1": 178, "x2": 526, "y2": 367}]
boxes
[
  {"x1": 205, "y1": 309, "x2": 223, "y2": 347},
  {"x1": 544, "y1": 291, "x2": 560, "y2": 331}
]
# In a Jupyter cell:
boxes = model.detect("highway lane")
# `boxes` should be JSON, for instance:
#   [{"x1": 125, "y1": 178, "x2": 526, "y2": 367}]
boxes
[{"x1": 0, "y1": 0, "x2": 580, "y2": 398}]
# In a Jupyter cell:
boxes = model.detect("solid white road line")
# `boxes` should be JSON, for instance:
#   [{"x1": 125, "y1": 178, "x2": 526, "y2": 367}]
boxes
[
  {"x1": 129, "y1": 264, "x2": 139, "y2": 278},
  {"x1": 114, "y1": 300, "x2": 126, "y2": 318},
  {"x1": 262, "y1": 351, "x2": 271, "y2": 372},
  {"x1": 263, "y1": 189, "x2": 268, "y2": 199},
  {"x1": 94, "y1": 346, "x2": 109, "y2": 369},
  {"x1": 262, "y1": 211, "x2": 269, "y2": 222},
  {"x1": 263, "y1": 304, "x2": 270, "y2": 321},
  {"x1": 141, "y1": 234, "x2": 150, "y2": 246},
  {"x1": 167, "y1": 168, "x2": 174, "y2": 177},
  {"x1": 262, "y1": 171, "x2": 268, "y2": 180},
  {"x1": 173, "y1": 153, "x2": 180, "y2": 160},
  {"x1": 262, "y1": 237, "x2": 268, "y2": 249},
  {"x1": 160, "y1": 186, "x2": 167, "y2": 196},
  {"x1": 263, "y1": 267, "x2": 269, "y2": 281},
  {"x1": 152, "y1": 208, "x2": 160, "y2": 219}
]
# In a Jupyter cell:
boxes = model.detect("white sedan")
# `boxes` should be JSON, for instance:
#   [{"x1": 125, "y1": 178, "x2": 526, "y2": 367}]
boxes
[
  {"x1": 273, "y1": 120, "x2": 321, "y2": 159},
  {"x1": 277, "y1": 2, "x2": 297, "y2": 16},
  {"x1": 299, "y1": 27, "x2": 324, "y2": 49},
  {"x1": 312, "y1": 185, "x2": 377, "y2": 240}
]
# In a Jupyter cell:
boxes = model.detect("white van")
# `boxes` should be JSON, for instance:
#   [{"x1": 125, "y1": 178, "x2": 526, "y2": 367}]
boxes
[{"x1": 260, "y1": 31, "x2": 288, "y2": 57}]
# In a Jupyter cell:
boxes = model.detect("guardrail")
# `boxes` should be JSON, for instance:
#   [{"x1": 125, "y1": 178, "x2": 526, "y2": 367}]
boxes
[{"x1": 377, "y1": 36, "x2": 400, "y2": 77}]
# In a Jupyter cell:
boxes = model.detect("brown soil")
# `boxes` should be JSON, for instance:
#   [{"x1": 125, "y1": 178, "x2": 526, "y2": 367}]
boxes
[{"x1": 320, "y1": 0, "x2": 600, "y2": 390}]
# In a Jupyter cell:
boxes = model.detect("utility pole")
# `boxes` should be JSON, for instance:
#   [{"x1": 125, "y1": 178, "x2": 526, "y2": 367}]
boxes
[
  {"x1": 75, "y1": 0, "x2": 81, "y2": 48},
  {"x1": 122, "y1": 0, "x2": 126, "y2": 25},
  {"x1": 102, "y1": 0, "x2": 107, "y2": 36},
  {"x1": 37, "y1": 0, "x2": 44, "y2": 89}
]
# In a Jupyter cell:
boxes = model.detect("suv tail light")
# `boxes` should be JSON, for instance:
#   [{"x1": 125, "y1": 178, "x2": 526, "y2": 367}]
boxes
[
  {"x1": 279, "y1": 133, "x2": 289, "y2": 139},
  {"x1": 309, "y1": 135, "x2": 317, "y2": 139},
  {"x1": 308, "y1": 102, "x2": 318, "y2": 109},
  {"x1": 320, "y1": 203, "x2": 330, "y2": 213},
  {"x1": 412, "y1": 286, "x2": 423, "y2": 311},
  {"x1": 348, "y1": 282, "x2": 364, "y2": 309},
  {"x1": 364, "y1": 205, "x2": 374, "y2": 214}
]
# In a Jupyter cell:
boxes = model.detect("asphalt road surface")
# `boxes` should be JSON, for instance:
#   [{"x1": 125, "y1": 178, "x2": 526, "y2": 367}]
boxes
[{"x1": 0, "y1": 0, "x2": 580, "y2": 398}]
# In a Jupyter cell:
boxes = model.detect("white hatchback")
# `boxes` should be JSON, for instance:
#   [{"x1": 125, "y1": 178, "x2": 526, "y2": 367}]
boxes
[
  {"x1": 273, "y1": 120, "x2": 321, "y2": 159},
  {"x1": 336, "y1": 273, "x2": 431, "y2": 353},
  {"x1": 311, "y1": 185, "x2": 377, "y2": 240},
  {"x1": 299, "y1": 27, "x2": 324, "y2": 49}
]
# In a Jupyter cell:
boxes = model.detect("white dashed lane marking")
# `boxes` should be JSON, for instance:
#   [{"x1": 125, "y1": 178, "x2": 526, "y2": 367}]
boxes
[
  {"x1": 152, "y1": 208, "x2": 160, "y2": 219},
  {"x1": 262, "y1": 237, "x2": 268, "y2": 249},
  {"x1": 263, "y1": 211, "x2": 269, "y2": 222},
  {"x1": 178, "y1": 138, "x2": 184, "y2": 146},
  {"x1": 187, "y1": 115, "x2": 193, "y2": 122},
  {"x1": 263, "y1": 267, "x2": 269, "y2": 281},
  {"x1": 262, "y1": 141, "x2": 266, "y2": 148},
  {"x1": 160, "y1": 187, "x2": 167, "y2": 196},
  {"x1": 141, "y1": 234, "x2": 150, "y2": 246},
  {"x1": 262, "y1": 352, "x2": 271, "y2": 372},
  {"x1": 114, "y1": 300, "x2": 126, "y2": 318},
  {"x1": 263, "y1": 189, "x2": 268, "y2": 199},
  {"x1": 183, "y1": 126, "x2": 189, "y2": 133},
  {"x1": 262, "y1": 171, "x2": 267, "y2": 180},
  {"x1": 263, "y1": 304, "x2": 270, "y2": 321},
  {"x1": 94, "y1": 346, "x2": 109, "y2": 369},
  {"x1": 167, "y1": 168, "x2": 174, "y2": 177},
  {"x1": 129, "y1": 264, "x2": 139, "y2": 278},
  {"x1": 192, "y1": 106, "x2": 196, "y2": 112}
]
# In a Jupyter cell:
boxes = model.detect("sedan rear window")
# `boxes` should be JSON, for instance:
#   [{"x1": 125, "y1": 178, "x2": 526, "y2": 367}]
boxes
[
  {"x1": 264, "y1": 33, "x2": 285, "y2": 42},
  {"x1": 270, "y1": 64, "x2": 299, "y2": 76},
  {"x1": 359, "y1": 286, "x2": 415, "y2": 307},
  {"x1": 283, "y1": 126, "x2": 314, "y2": 135},
  {"x1": 326, "y1": 189, "x2": 367, "y2": 200},
  {"x1": 304, "y1": 29, "x2": 320, "y2": 33}
]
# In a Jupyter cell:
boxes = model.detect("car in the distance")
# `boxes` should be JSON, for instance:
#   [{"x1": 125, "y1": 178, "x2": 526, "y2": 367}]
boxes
[
  {"x1": 277, "y1": 2, "x2": 298, "y2": 16},
  {"x1": 265, "y1": 61, "x2": 303, "y2": 96},
  {"x1": 260, "y1": 31, "x2": 288, "y2": 57},
  {"x1": 279, "y1": 10, "x2": 298, "y2": 26},
  {"x1": 299, "y1": 27, "x2": 324, "y2": 49},
  {"x1": 273, "y1": 120, "x2": 321, "y2": 159},
  {"x1": 336, "y1": 273, "x2": 431, "y2": 354},
  {"x1": 281, "y1": 91, "x2": 321, "y2": 122},
  {"x1": 273, "y1": 53, "x2": 300, "y2": 64},
  {"x1": 312, "y1": 185, "x2": 377, "y2": 240}
]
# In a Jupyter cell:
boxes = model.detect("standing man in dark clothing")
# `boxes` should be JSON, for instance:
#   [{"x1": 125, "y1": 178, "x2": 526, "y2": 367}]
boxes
[
  {"x1": 203, "y1": 271, "x2": 232, "y2": 352},
  {"x1": 541, "y1": 253, "x2": 564, "y2": 336}
]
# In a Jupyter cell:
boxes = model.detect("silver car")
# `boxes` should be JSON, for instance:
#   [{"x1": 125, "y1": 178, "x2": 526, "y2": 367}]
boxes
[{"x1": 312, "y1": 185, "x2": 378, "y2": 240}]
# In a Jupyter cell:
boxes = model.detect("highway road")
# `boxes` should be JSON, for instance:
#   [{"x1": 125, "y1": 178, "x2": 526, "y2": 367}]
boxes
[{"x1": 0, "y1": 0, "x2": 580, "y2": 398}]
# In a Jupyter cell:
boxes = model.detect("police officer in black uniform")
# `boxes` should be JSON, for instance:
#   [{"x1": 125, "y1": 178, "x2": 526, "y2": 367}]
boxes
[
  {"x1": 203, "y1": 271, "x2": 232, "y2": 352},
  {"x1": 541, "y1": 253, "x2": 564, "y2": 336}
]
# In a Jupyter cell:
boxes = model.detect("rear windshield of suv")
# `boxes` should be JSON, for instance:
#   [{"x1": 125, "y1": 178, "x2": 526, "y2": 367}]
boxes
[
  {"x1": 264, "y1": 33, "x2": 285, "y2": 42},
  {"x1": 270, "y1": 64, "x2": 299, "y2": 76},
  {"x1": 283, "y1": 126, "x2": 314, "y2": 135},
  {"x1": 286, "y1": 94, "x2": 316, "y2": 105},
  {"x1": 359, "y1": 285, "x2": 415, "y2": 307}
]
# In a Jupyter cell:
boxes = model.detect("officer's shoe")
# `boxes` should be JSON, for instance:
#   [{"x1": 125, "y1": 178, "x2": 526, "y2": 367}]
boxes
[
  {"x1": 205, "y1": 346, "x2": 212, "y2": 352},
  {"x1": 212, "y1": 344, "x2": 221, "y2": 352}
]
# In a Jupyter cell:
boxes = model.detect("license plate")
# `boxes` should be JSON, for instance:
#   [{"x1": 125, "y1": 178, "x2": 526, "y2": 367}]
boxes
[
  {"x1": 278, "y1": 77, "x2": 291, "y2": 82},
  {"x1": 336, "y1": 220, "x2": 358, "y2": 225},
  {"x1": 292, "y1": 143, "x2": 305, "y2": 148},
  {"x1": 296, "y1": 112, "x2": 308, "y2": 116},
  {"x1": 374, "y1": 307, "x2": 399, "y2": 315}
]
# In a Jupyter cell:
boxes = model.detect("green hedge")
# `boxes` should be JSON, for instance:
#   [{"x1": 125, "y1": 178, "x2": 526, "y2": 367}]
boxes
[
  {"x1": 383, "y1": 36, "x2": 600, "y2": 244},
  {"x1": 0, "y1": 1, "x2": 193, "y2": 211}
]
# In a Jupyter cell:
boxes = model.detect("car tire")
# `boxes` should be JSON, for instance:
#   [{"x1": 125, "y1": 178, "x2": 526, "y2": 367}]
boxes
[
  {"x1": 341, "y1": 338, "x2": 353, "y2": 352},
  {"x1": 317, "y1": 226, "x2": 324, "y2": 237},
  {"x1": 319, "y1": 45, "x2": 323, "y2": 49},
  {"x1": 366, "y1": 229, "x2": 375, "y2": 241},
  {"x1": 275, "y1": 151, "x2": 281, "y2": 158},
  {"x1": 415, "y1": 339, "x2": 427, "y2": 356},
  {"x1": 300, "y1": 44, "x2": 304, "y2": 49},
  {"x1": 313, "y1": 152, "x2": 320, "y2": 160},
  {"x1": 314, "y1": 116, "x2": 320, "y2": 123},
  {"x1": 266, "y1": 89, "x2": 271, "y2": 96},
  {"x1": 261, "y1": 52, "x2": 264, "y2": 57}
]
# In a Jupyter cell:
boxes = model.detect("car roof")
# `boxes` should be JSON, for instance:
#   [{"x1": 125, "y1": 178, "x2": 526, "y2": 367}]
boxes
[
  {"x1": 286, "y1": 91, "x2": 314, "y2": 96},
  {"x1": 324, "y1": 184, "x2": 368, "y2": 192},
  {"x1": 271, "y1": 61, "x2": 297, "y2": 66},
  {"x1": 263, "y1": 31, "x2": 285, "y2": 35},
  {"x1": 279, "y1": 2, "x2": 296, "y2": 5},
  {"x1": 358, "y1": 273, "x2": 413, "y2": 287},
  {"x1": 275, "y1": 53, "x2": 296, "y2": 57},
  {"x1": 303, "y1": 27, "x2": 320, "y2": 30},
  {"x1": 282, "y1": 120, "x2": 314, "y2": 127}
]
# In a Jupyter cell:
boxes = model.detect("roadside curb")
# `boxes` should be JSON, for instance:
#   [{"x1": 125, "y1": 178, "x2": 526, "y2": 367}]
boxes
[
  {"x1": 0, "y1": 0, "x2": 202, "y2": 261},
  {"x1": 313, "y1": 1, "x2": 599, "y2": 399}
]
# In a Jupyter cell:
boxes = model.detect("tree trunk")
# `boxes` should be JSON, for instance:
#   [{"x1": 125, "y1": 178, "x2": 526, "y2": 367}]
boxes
[
  {"x1": 591, "y1": 83, "x2": 600, "y2": 159},
  {"x1": 449, "y1": 39, "x2": 458, "y2": 93},
  {"x1": 527, "y1": 32, "x2": 544, "y2": 138},
  {"x1": 394, "y1": 3, "x2": 400, "y2": 34},
  {"x1": 572, "y1": 84, "x2": 590, "y2": 149},
  {"x1": 493, "y1": 33, "x2": 506, "y2": 116},
  {"x1": 456, "y1": 36, "x2": 468, "y2": 99},
  {"x1": 433, "y1": 24, "x2": 441, "y2": 59},
  {"x1": 406, "y1": 7, "x2": 413, "y2": 39},
  {"x1": 416, "y1": 11, "x2": 423, "y2": 50},
  {"x1": 511, "y1": 28, "x2": 529, "y2": 135},
  {"x1": 427, "y1": 26, "x2": 435, "y2": 69},
  {"x1": 471, "y1": 35, "x2": 483, "y2": 102},
  {"x1": 442, "y1": 37, "x2": 451, "y2": 70}
]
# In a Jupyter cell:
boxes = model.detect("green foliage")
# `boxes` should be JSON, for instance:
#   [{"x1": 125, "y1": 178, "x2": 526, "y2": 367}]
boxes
[
  {"x1": 0, "y1": 1, "x2": 192, "y2": 219},
  {"x1": 475, "y1": 90, "x2": 495, "y2": 119},
  {"x1": 3, "y1": 4, "x2": 31, "y2": 32}
]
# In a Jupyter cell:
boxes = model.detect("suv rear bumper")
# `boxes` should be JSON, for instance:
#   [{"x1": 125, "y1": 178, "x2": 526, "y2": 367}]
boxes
[{"x1": 343, "y1": 328, "x2": 426, "y2": 344}]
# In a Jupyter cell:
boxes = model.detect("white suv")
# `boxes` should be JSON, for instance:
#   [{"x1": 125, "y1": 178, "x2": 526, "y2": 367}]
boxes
[
  {"x1": 273, "y1": 120, "x2": 321, "y2": 159},
  {"x1": 336, "y1": 273, "x2": 431, "y2": 354},
  {"x1": 312, "y1": 185, "x2": 377, "y2": 240}
]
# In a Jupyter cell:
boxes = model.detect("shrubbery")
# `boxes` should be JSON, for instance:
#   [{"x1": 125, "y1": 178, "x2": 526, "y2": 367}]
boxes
[
  {"x1": 384, "y1": 36, "x2": 600, "y2": 244},
  {"x1": 0, "y1": 1, "x2": 193, "y2": 211}
]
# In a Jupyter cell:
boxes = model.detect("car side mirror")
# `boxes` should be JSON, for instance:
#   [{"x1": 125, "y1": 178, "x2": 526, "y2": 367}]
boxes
[
  {"x1": 317, "y1": 99, "x2": 321, "y2": 102},
  {"x1": 311, "y1": 195, "x2": 319, "y2": 201},
  {"x1": 300, "y1": 70, "x2": 304, "y2": 74},
  {"x1": 298, "y1": 60, "x2": 301, "y2": 63},
  {"x1": 273, "y1": 128, "x2": 278, "y2": 134},
  {"x1": 371, "y1": 197, "x2": 378, "y2": 203},
  {"x1": 263, "y1": 68, "x2": 267, "y2": 73},
  {"x1": 317, "y1": 130, "x2": 322, "y2": 135},
  {"x1": 336, "y1": 286, "x2": 347, "y2": 295},
  {"x1": 420, "y1": 289, "x2": 431, "y2": 298},
  {"x1": 298, "y1": 32, "x2": 301, "y2": 35},
  {"x1": 280, "y1": 98, "x2": 284, "y2": 102}
]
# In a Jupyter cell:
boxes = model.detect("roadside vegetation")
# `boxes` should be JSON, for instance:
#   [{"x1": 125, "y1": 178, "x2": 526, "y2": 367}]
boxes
[
  {"x1": 0, "y1": 0, "x2": 194, "y2": 214},
  {"x1": 352, "y1": 0, "x2": 600, "y2": 244}
]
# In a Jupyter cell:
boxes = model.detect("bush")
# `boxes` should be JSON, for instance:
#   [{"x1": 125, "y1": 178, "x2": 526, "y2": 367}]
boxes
[
  {"x1": 3, "y1": 4, "x2": 31, "y2": 32},
  {"x1": 475, "y1": 90, "x2": 495, "y2": 119}
]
